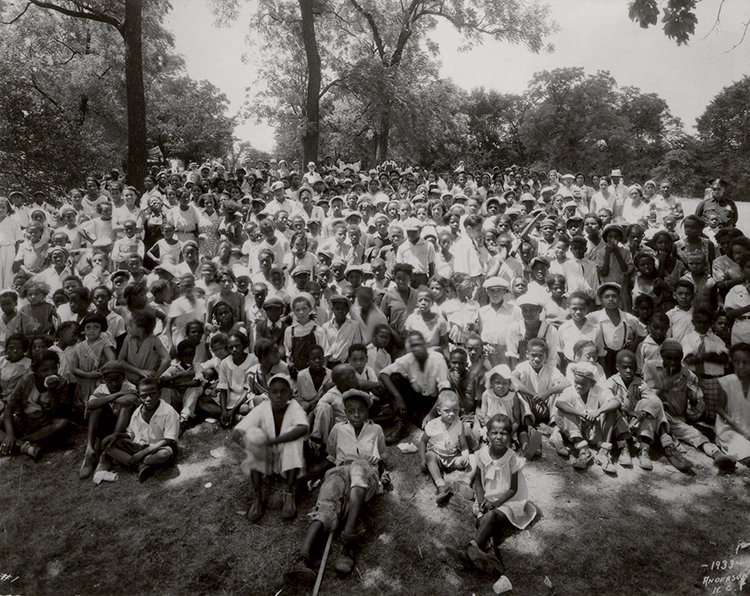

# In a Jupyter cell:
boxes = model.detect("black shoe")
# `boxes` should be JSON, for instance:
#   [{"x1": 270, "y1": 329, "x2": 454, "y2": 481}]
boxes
[
  {"x1": 446, "y1": 545, "x2": 473, "y2": 568},
  {"x1": 333, "y1": 542, "x2": 356, "y2": 576},
  {"x1": 385, "y1": 418, "x2": 408, "y2": 445},
  {"x1": 285, "y1": 555, "x2": 316, "y2": 585},
  {"x1": 138, "y1": 464, "x2": 154, "y2": 483},
  {"x1": 664, "y1": 444, "x2": 693, "y2": 473}
]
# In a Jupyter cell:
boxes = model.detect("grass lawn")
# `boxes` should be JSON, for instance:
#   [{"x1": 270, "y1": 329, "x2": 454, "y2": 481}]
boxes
[{"x1": 1, "y1": 421, "x2": 749, "y2": 596}]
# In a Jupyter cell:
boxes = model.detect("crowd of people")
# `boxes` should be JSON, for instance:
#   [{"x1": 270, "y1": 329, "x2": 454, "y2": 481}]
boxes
[{"x1": 0, "y1": 157, "x2": 748, "y2": 587}]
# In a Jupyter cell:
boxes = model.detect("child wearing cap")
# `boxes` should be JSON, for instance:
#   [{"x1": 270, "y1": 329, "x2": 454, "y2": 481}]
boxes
[
  {"x1": 396, "y1": 219, "x2": 435, "y2": 287},
  {"x1": 553, "y1": 362, "x2": 621, "y2": 472},
  {"x1": 101, "y1": 377, "x2": 180, "y2": 482},
  {"x1": 80, "y1": 361, "x2": 138, "y2": 479},
  {"x1": 597, "y1": 224, "x2": 634, "y2": 311},
  {"x1": 233, "y1": 373, "x2": 309, "y2": 522},
  {"x1": 286, "y1": 388, "x2": 388, "y2": 583},
  {"x1": 420, "y1": 391, "x2": 470, "y2": 504},
  {"x1": 478, "y1": 277, "x2": 513, "y2": 366},
  {"x1": 643, "y1": 339, "x2": 735, "y2": 472},
  {"x1": 506, "y1": 293, "x2": 561, "y2": 370}
]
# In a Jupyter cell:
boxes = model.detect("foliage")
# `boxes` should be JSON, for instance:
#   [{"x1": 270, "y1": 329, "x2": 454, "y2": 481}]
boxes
[
  {"x1": 215, "y1": 0, "x2": 557, "y2": 162},
  {"x1": 147, "y1": 76, "x2": 236, "y2": 166},
  {"x1": 696, "y1": 75, "x2": 750, "y2": 198},
  {"x1": 0, "y1": 2, "x2": 235, "y2": 194},
  {"x1": 628, "y1": 0, "x2": 698, "y2": 45}
]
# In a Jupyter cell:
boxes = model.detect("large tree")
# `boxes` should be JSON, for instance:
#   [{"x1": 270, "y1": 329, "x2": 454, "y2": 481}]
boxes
[
  {"x1": 8, "y1": 0, "x2": 160, "y2": 189},
  {"x1": 215, "y1": 0, "x2": 556, "y2": 162},
  {"x1": 518, "y1": 67, "x2": 681, "y2": 181},
  {"x1": 696, "y1": 75, "x2": 750, "y2": 197},
  {"x1": 147, "y1": 76, "x2": 236, "y2": 167}
]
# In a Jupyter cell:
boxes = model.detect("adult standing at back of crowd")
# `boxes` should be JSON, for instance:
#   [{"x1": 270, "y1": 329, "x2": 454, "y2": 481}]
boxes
[
  {"x1": 651, "y1": 179, "x2": 684, "y2": 224},
  {"x1": 608, "y1": 169, "x2": 628, "y2": 220},
  {"x1": 695, "y1": 178, "x2": 738, "y2": 228}
]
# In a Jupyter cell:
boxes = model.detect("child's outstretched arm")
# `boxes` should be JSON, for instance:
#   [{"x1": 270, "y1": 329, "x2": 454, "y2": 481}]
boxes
[
  {"x1": 418, "y1": 431, "x2": 429, "y2": 470},
  {"x1": 265, "y1": 423, "x2": 308, "y2": 446}
]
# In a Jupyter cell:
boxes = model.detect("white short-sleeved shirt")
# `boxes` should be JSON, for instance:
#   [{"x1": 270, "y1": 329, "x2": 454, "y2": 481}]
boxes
[
  {"x1": 326, "y1": 419, "x2": 385, "y2": 466},
  {"x1": 127, "y1": 399, "x2": 180, "y2": 445},
  {"x1": 725, "y1": 285, "x2": 750, "y2": 344},
  {"x1": 381, "y1": 351, "x2": 450, "y2": 397},
  {"x1": 558, "y1": 317, "x2": 605, "y2": 362}
]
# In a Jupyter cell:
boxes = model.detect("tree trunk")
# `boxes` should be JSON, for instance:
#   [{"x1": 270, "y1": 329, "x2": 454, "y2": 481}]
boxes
[
  {"x1": 122, "y1": 0, "x2": 147, "y2": 191},
  {"x1": 298, "y1": 0, "x2": 321, "y2": 165},
  {"x1": 376, "y1": 106, "x2": 389, "y2": 162}
]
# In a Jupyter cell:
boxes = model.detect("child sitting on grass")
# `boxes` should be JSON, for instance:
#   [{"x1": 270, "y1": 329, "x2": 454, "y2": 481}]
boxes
[
  {"x1": 160, "y1": 340, "x2": 202, "y2": 418},
  {"x1": 446, "y1": 414, "x2": 536, "y2": 581},
  {"x1": 101, "y1": 376, "x2": 179, "y2": 482},
  {"x1": 233, "y1": 373, "x2": 309, "y2": 522},
  {"x1": 311, "y1": 364, "x2": 360, "y2": 449},
  {"x1": 80, "y1": 361, "x2": 138, "y2": 479},
  {"x1": 0, "y1": 334, "x2": 32, "y2": 414},
  {"x1": 605, "y1": 350, "x2": 680, "y2": 472},
  {"x1": 715, "y1": 343, "x2": 750, "y2": 467},
  {"x1": 475, "y1": 365, "x2": 540, "y2": 459},
  {"x1": 511, "y1": 338, "x2": 569, "y2": 429},
  {"x1": 217, "y1": 331, "x2": 257, "y2": 428},
  {"x1": 285, "y1": 389, "x2": 389, "y2": 583},
  {"x1": 553, "y1": 362, "x2": 621, "y2": 473},
  {"x1": 0, "y1": 350, "x2": 71, "y2": 461},
  {"x1": 296, "y1": 344, "x2": 332, "y2": 413},
  {"x1": 643, "y1": 339, "x2": 736, "y2": 472},
  {"x1": 420, "y1": 391, "x2": 470, "y2": 505}
]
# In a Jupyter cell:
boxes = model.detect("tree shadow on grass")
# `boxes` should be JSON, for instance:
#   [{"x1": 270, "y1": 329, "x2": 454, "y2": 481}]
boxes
[{"x1": 1, "y1": 425, "x2": 750, "y2": 596}]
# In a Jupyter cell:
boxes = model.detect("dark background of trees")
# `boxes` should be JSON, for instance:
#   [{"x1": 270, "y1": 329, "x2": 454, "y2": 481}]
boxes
[{"x1": 2, "y1": 0, "x2": 749, "y2": 200}]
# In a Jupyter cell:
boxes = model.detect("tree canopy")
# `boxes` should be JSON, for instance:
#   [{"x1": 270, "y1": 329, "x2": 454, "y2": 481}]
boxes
[{"x1": 0, "y1": 1, "x2": 237, "y2": 193}]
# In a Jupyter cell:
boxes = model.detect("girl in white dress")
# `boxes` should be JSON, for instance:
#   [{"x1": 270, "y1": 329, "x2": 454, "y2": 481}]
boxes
[
  {"x1": 716, "y1": 344, "x2": 750, "y2": 465},
  {"x1": 447, "y1": 414, "x2": 537, "y2": 578}
]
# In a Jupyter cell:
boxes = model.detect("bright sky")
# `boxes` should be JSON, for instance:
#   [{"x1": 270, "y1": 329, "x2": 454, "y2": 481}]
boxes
[{"x1": 164, "y1": 0, "x2": 750, "y2": 154}]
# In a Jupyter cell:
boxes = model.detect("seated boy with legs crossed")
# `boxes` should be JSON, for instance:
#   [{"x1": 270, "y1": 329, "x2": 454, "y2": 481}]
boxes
[
  {"x1": 80, "y1": 361, "x2": 139, "y2": 479},
  {"x1": 643, "y1": 339, "x2": 736, "y2": 472},
  {"x1": 511, "y1": 338, "x2": 570, "y2": 438},
  {"x1": 101, "y1": 377, "x2": 179, "y2": 482},
  {"x1": 420, "y1": 391, "x2": 470, "y2": 505},
  {"x1": 446, "y1": 414, "x2": 536, "y2": 583},
  {"x1": 233, "y1": 374, "x2": 308, "y2": 522},
  {"x1": 285, "y1": 389, "x2": 389, "y2": 584},
  {"x1": 552, "y1": 362, "x2": 621, "y2": 473},
  {"x1": 605, "y1": 350, "x2": 687, "y2": 472}
]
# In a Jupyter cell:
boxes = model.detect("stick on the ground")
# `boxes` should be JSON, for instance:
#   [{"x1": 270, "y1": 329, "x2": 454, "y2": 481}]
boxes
[{"x1": 312, "y1": 532, "x2": 334, "y2": 596}]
